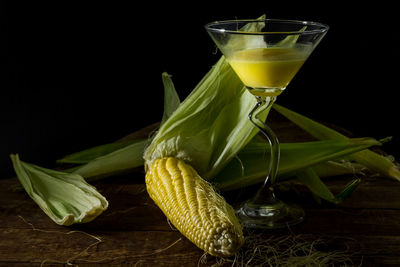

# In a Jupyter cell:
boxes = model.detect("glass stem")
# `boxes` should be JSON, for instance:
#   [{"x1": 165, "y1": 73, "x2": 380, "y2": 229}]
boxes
[{"x1": 248, "y1": 96, "x2": 280, "y2": 205}]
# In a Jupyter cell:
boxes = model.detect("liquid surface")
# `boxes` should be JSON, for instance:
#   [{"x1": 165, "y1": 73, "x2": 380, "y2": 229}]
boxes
[{"x1": 228, "y1": 45, "x2": 311, "y2": 97}]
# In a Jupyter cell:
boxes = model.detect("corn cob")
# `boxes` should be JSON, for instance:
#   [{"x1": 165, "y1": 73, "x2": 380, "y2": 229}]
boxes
[{"x1": 145, "y1": 157, "x2": 244, "y2": 257}]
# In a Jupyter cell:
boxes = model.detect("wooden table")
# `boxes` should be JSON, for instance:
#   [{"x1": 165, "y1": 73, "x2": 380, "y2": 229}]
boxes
[{"x1": 1, "y1": 112, "x2": 399, "y2": 266}]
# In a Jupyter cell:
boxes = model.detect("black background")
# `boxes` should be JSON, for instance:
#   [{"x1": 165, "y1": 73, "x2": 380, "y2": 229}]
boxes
[{"x1": 1, "y1": 1, "x2": 399, "y2": 178}]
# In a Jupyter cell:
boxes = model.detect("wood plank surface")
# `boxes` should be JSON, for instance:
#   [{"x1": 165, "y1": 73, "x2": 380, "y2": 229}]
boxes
[{"x1": 1, "y1": 111, "x2": 399, "y2": 266}]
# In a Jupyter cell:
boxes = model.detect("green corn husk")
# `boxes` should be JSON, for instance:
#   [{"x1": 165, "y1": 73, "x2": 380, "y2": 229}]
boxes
[
  {"x1": 273, "y1": 104, "x2": 400, "y2": 181},
  {"x1": 212, "y1": 137, "x2": 381, "y2": 191},
  {"x1": 294, "y1": 168, "x2": 361, "y2": 204},
  {"x1": 335, "y1": 178, "x2": 362, "y2": 203},
  {"x1": 57, "y1": 139, "x2": 143, "y2": 165},
  {"x1": 275, "y1": 26, "x2": 307, "y2": 47},
  {"x1": 143, "y1": 56, "x2": 269, "y2": 179},
  {"x1": 222, "y1": 16, "x2": 267, "y2": 52},
  {"x1": 160, "y1": 73, "x2": 181, "y2": 125},
  {"x1": 312, "y1": 160, "x2": 366, "y2": 178},
  {"x1": 72, "y1": 139, "x2": 148, "y2": 180},
  {"x1": 10, "y1": 154, "x2": 108, "y2": 226}
]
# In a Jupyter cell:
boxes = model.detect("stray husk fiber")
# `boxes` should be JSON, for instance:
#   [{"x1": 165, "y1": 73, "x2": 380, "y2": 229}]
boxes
[
  {"x1": 17, "y1": 215, "x2": 183, "y2": 266},
  {"x1": 199, "y1": 232, "x2": 355, "y2": 267}
]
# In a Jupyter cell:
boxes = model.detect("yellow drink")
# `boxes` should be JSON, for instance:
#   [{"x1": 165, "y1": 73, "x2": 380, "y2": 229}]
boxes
[{"x1": 228, "y1": 45, "x2": 310, "y2": 97}]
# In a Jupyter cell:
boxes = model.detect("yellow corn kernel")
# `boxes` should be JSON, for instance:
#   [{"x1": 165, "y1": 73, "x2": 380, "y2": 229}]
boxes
[{"x1": 145, "y1": 157, "x2": 244, "y2": 257}]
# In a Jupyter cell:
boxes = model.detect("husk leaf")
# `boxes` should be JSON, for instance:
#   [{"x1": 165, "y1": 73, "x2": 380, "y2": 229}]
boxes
[
  {"x1": 212, "y1": 137, "x2": 381, "y2": 191},
  {"x1": 143, "y1": 56, "x2": 269, "y2": 179},
  {"x1": 273, "y1": 104, "x2": 400, "y2": 181},
  {"x1": 10, "y1": 154, "x2": 108, "y2": 226}
]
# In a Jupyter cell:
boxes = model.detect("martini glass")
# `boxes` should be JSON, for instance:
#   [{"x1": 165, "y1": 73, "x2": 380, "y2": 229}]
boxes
[{"x1": 205, "y1": 19, "x2": 328, "y2": 229}]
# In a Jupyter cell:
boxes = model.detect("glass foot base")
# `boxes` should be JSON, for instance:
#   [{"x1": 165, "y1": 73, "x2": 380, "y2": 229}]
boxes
[{"x1": 236, "y1": 200, "x2": 305, "y2": 229}]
